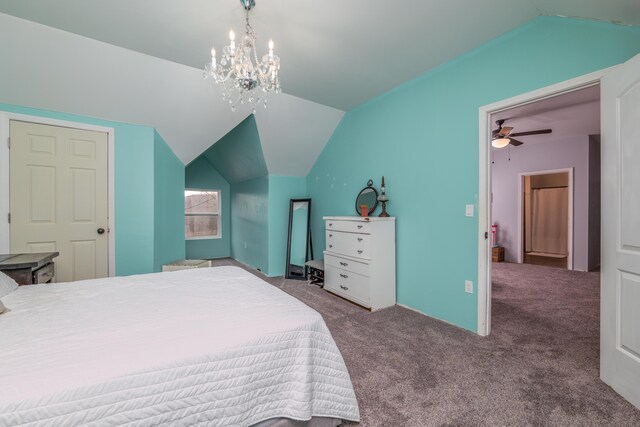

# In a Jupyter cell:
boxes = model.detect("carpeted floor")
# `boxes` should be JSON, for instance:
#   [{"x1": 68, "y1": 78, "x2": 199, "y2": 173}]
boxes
[{"x1": 210, "y1": 259, "x2": 640, "y2": 426}]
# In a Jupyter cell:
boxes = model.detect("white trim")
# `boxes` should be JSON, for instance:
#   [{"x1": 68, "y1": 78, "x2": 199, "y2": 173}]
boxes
[
  {"x1": 477, "y1": 66, "x2": 615, "y2": 337},
  {"x1": 516, "y1": 168, "x2": 574, "y2": 270},
  {"x1": 185, "y1": 235, "x2": 222, "y2": 241},
  {"x1": 0, "y1": 111, "x2": 116, "y2": 277}
]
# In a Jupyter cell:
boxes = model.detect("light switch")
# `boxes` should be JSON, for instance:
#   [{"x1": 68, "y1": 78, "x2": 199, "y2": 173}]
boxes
[
  {"x1": 465, "y1": 280, "x2": 474, "y2": 294},
  {"x1": 465, "y1": 204, "x2": 474, "y2": 217}
]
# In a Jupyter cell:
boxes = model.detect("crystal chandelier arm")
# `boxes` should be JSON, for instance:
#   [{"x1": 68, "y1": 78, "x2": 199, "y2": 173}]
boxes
[{"x1": 204, "y1": 0, "x2": 280, "y2": 112}]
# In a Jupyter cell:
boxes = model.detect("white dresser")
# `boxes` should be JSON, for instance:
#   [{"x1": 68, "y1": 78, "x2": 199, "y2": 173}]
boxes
[{"x1": 323, "y1": 216, "x2": 396, "y2": 310}]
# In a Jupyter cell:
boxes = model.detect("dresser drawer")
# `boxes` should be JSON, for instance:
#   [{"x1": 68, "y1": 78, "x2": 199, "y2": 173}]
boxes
[
  {"x1": 324, "y1": 253, "x2": 370, "y2": 277},
  {"x1": 325, "y1": 265, "x2": 370, "y2": 306},
  {"x1": 326, "y1": 220, "x2": 370, "y2": 234},
  {"x1": 326, "y1": 230, "x2": 370, "y2": 259}
]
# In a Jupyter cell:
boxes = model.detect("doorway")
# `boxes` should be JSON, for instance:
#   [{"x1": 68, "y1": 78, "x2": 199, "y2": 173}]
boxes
[
  {"x1": 478, "y1": 55, "x2": 640, "y2": 410},
  {"x1": 477, "y1": 69, "x2": 608, "y2": 337},
  {"x1": 519, "y1": 170, "x2": 572, "y2": 269}
]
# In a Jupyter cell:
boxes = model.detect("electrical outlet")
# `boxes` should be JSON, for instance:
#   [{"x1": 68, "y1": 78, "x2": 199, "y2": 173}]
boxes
[{"x1": 465, "y1": 280, "x2": 474, "y2": 294}]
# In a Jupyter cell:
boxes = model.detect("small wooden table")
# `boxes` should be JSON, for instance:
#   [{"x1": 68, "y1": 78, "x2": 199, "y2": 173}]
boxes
[
  {"x1": 492, "y1": 246, "x2": 505, "y2": 262},
  {"x1": 0, "y1": 252, "x2": 59, "y2": 285}
]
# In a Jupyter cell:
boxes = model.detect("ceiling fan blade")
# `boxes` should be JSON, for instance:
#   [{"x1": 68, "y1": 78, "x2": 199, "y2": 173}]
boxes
[
  {"x1": 510, "y1": 129, "x2": 552, "y2": 137},
  {"x1": 509, "y1": 138, "x2": 524, "y2": 146},
  {"x1": 498, "y1": 126, "x2": 513, "y2": 136}
]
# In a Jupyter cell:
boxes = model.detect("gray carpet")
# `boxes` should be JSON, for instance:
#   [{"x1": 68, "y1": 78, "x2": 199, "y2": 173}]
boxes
[{"x1": 209, "y1": 259, "x2": 640, "y2": 426}]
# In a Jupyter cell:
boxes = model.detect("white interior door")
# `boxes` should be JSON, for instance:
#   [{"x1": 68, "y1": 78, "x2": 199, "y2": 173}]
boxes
[
  {"x1": 601, "y1": 52, "x2": 640, "y2": 409},
  {"x1": 9, "y1": 121, "x2": 109, "y2": 283}
]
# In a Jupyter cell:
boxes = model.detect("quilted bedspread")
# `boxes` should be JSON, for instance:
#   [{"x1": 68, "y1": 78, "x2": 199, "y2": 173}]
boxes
[{"x1": 0, "y1": 266, "x2": 360, "y2": 426}]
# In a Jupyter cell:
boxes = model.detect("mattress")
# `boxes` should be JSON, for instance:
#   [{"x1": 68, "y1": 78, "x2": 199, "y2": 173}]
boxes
[{"x1": 0, "y1": 266, "x2": 360, "y2": 426}]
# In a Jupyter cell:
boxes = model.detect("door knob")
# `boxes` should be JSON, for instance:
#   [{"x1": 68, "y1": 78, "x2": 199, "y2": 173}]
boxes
[{"x1": 97, "y1": 228, "x2": 105, "y2": 235}]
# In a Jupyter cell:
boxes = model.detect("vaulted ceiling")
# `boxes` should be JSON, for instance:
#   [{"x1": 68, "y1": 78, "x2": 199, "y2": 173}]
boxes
[
  {"x1": 0, "y1": 0, "x2": 638, "y2": 110},
  {"x1": 0, "y1": 1, "x2": 638, "y2": 173}
]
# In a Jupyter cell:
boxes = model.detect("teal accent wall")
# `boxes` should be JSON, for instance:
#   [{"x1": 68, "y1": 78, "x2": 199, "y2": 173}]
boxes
[
  {"x1": 307, "y1": 17, "x2": 640, "y2": 332},
  {"x1": 153, "y1": 130, "x2": 186, "y2": 271},
  {"x1": 201, "y1": 115, "x2": 267, "y2": 184},
  {"x1": 195, "y1": 114, "x2": 310, "y2": 276},
  {"x1": 231, "y1": 176, "x2": 269, "y2": 273},
  {"x1": 0, "y1": 103, "x2": 184, "y2": 276},
  {"x1": 267, "y1": 176, "x2": 307, "y2": 276},
  {"x1": 185, "y1": 156, "x2": 231, "y2": 259}
]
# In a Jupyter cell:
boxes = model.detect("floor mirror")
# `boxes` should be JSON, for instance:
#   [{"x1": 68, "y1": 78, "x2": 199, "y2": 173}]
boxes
[{"x1": 285, "y1": 199, "x2": 313, "y2": 280}]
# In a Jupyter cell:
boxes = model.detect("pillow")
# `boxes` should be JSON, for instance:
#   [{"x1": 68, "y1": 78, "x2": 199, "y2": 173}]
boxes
[{"x1": 0, "y1": 271, "x2": 19, "y2": 298}]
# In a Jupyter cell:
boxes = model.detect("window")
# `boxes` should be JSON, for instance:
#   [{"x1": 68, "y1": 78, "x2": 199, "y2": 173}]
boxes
[{"x1": 185, "y1": 189, "x2": 221, "y2": 239}]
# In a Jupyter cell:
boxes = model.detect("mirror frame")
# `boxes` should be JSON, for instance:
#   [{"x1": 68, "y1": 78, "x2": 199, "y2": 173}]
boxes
[
  {"x1": 355, "y1": 180, "x2": 379, "y2": 216},
  {"x1": 285, "y1": 198, "x2": 313, "y2": 280}
]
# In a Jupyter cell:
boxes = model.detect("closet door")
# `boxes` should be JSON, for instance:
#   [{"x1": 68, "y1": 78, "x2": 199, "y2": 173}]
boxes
[{"x1": 10, "y1": 121, "x2": 109, "y2": 282}]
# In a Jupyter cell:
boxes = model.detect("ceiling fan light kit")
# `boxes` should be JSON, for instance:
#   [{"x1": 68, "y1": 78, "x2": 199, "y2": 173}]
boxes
[
  {"x1": 491, "y1": 119, "x2": 552, "y2": 149},
  {"x1": 204, "y1": 0, "x2": 281, "y2": 113},
  {"x1": 492, "y1": 138, "x2": 511, "y2": 148}
]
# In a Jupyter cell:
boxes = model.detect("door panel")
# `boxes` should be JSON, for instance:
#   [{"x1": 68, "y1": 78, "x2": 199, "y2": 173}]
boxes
[
  {"x1": 28, "y1": 166, "x2": 56, "y2": 222},
  {"x1": 619, "y1": 272, "x2": 640, "y2": 359},
  {"x1": 27, "y1": 241, "x2": 57, "y2": 253},
  {"x1": 71, "y1": 168, "x2": 96, "y2": 222},
  {"x1": 10, "y1": 121, "x2": 109, "y2": 283},
  {"x1": 620, "y1": 81, "x2": 640, "y2": 250},
  {"x1": 601, "y1": 52, "x2": 640, "y2": 409},
  {"x1": 71, "y1": 240, "x2": 97, "y2": 282}
]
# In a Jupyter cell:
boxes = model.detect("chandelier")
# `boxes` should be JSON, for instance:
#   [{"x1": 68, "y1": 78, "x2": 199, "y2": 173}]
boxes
[{"x1": 204, "y1": 0, "x2": 281, "y2": 113}]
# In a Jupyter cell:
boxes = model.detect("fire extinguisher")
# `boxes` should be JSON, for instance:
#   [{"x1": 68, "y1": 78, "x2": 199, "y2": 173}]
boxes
[{"x1": 492, "y1": 224, "x2": 498, "y2": 248}]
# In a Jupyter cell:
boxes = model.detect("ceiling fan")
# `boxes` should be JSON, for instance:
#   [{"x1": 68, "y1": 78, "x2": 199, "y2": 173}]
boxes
[{"x1": 491, "y1": 119, "x2": 552, "y2": 148}]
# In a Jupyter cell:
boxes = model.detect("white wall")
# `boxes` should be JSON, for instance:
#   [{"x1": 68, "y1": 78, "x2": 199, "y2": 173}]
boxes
[{"x1": 491, "y1": 135, "x2": 595, "y2": 271}]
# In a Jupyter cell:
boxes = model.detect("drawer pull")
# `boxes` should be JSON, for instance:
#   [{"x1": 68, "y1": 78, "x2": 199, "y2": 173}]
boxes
[
  {"x1": 329, "y1": 223, "x2": 333, "y2": 227},
  {"x1": 339, "y1": 262, "x2": 348, "y2": 267},
  {"x1": 329, "y1": 245, "x2": 333, "y2": 248},
  {"x1": 340, "y1": 285, "x2": 349, "y2": 291},
  {"x1": 329, "y1": 234, "x2": 333, "y2": 237},
  {"x1": 340, "y1": 273, "x2": 349, "y2": 279},
  {"x1": 357, "y1": 225, "x2": 363, "y2": 229},
  {"x1": 357, "y1": 237, "x2": 363, "y2": 242},
  {"x1": 357, "y1": 250, "x2": 363, "y2": 254}
]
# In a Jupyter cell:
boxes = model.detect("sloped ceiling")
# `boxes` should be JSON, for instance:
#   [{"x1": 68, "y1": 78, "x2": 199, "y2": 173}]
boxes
[
  {"x1": 1, "y1": 2, "x2": 638, "y2": 175},
  {"x1": 254, "y1": 96, "x2": 344, "y2": 176},
  {"x1": 0, "y1": 12, "x2": 342, "y2": 174},
  {"x1": 200, "y1": 115, "x2": 267, "y2": 184},
  {"x1": 0, "y1": 0, "x2": 638, "y2": 110}
]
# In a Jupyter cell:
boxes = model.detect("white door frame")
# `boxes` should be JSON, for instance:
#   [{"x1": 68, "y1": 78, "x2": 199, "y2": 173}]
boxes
[
  {"x1": 516, "y1": 168, "x2": 574, "y2": 270},
  {"x1": 477, "y1": 67, "x2": 616, "y2": 336},
  {"x1": 0, "y1": 111, "x2": 116, "y2": 277}
]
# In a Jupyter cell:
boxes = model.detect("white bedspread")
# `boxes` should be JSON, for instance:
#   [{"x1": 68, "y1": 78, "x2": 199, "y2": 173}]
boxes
[{"x1": 0, "y1": 267, "x2": 360, "y2": 426}]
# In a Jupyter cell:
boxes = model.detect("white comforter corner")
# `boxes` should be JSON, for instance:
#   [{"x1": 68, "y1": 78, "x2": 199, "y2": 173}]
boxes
[{"x1": 0, "y1": 266, "x2": 360, "y2": 426}]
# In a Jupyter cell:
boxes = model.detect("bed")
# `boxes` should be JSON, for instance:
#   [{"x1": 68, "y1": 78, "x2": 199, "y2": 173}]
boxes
[{"x1": 0, "y1": 266, "x2": 360, "y2": 426}]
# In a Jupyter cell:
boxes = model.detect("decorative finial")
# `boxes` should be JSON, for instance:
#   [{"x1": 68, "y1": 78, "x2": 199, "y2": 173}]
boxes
[{"x1": 378, "y1": 176, "x2": 390, "y2": 217}]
